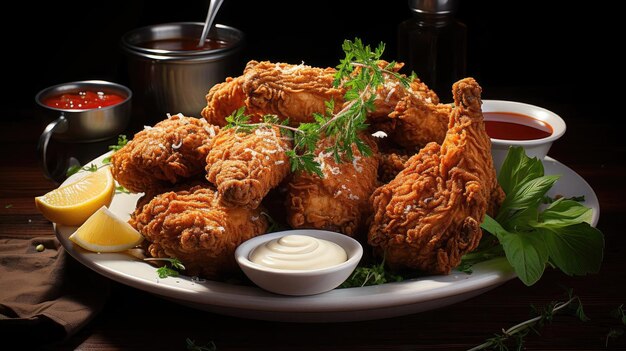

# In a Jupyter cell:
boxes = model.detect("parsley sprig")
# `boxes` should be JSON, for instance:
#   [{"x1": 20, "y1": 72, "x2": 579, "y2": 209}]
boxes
[
  {"x1": 65, "y1": 134, "x2": 128, "y2": 177},
  {"x1": 102, "y1": 134, "x2": 128, "y2": 165},
  {"x1": 144, "y1": 257, "x2": 186, "y2": 278},
  {"x1": 340, "y1": 258, "x2": 403, "y2": 288},
  {"x1": 225, "y1": 38, "x2": 412, "y2": 176}
]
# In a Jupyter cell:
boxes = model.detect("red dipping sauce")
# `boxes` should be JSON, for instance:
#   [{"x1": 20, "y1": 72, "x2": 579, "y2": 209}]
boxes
[
  {"x1": 484, "y1": 112, "x2": 552, "y2": 141},
  {"x1": 42, "y1": 91, "x2": 125, "y2": 110}
]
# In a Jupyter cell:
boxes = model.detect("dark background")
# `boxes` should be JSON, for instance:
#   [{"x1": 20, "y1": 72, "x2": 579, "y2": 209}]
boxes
[{"x1": 5, "y1": 0, "x2": 617, "y2": 136}]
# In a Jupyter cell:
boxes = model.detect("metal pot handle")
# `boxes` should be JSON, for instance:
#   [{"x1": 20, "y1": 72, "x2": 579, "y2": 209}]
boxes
[{"x1": 37, "y1": 115, "x2": 68, "y2": 181}]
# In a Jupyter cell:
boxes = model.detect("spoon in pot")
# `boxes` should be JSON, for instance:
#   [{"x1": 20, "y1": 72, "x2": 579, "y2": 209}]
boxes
[{"x1": 198, "y1": 0, "x2": 225, "y2": 48}]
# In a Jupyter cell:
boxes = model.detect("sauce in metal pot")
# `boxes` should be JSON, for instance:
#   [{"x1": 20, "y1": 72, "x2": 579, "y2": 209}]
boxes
[
  {"x1": 249, "y1": 235, "x2": 347, "y2": 270},
  {"x1": 484, "y1": 112, "x2": 552, "y2": 140},
  {"x1": 138, "y1": 38, "x2": 229, "y2": 51}
]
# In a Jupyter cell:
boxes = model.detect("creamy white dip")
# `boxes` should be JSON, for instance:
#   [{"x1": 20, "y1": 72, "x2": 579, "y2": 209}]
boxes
[{"x1": 249, "y1": 234, "x2": 348, "y2": 270}]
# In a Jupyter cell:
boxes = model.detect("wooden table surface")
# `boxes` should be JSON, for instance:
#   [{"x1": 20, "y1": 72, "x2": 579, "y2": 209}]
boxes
[{"x1": 1, "y1": 106, "x2": 625, "y2": 350}]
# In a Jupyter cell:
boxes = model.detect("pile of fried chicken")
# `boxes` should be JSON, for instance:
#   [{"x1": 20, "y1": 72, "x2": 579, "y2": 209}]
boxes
[{"x1": 110, "y1": 59, "x2": 503, "y2": 280}]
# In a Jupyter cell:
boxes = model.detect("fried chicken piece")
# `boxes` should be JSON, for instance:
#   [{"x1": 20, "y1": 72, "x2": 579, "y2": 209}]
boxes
[
  {"x1": 387, "y1": 98, "x2": 451, "y2": 150},
  {"x1": 201, "y1": 76, "x2": 248, "y2": 127},
  {"x1": 202, "y1": 59, "x2": 448, "y2": 148},
  {"x1": 205, "y1": 126, "x2": 291, "y2": 209},
  {"x1": 378, "y1": 150, "x2": 410, "y2": 184},
  {"x1": 242, "y1": 61, "x2": 344, "y2": 124},
  {"x1": 201, "y1": 60, "x2": 344, "y2": 126},
  {"x1": 110, "y1": 114, "x2": 219, "y2": 193},
  {"x1": 368, "y1": 78, "x2": 503, "y2": 274},
  {"x1": 286, "y1": 134, "x2": 379, "y2": 237},
  {"x1": 129, "y1": 184, "x2": 268, "y2": 279},
  {"x1": 367, "y1": 74, "x2": 449, "y2": 150}
]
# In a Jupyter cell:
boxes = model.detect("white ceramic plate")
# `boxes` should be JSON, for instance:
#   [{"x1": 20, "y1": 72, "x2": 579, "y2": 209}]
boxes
[{"x1": 55, "y1": 155, "x2": 599, "y2": 322}]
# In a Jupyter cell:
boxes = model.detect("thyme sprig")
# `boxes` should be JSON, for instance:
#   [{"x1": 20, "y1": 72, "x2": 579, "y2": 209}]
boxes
[
  {"x1": 468, "y1": 289, "x2": 587, "y2": 351},
  {"x1": 225, "y1": 38, "x2": 412, "y2": 176}
]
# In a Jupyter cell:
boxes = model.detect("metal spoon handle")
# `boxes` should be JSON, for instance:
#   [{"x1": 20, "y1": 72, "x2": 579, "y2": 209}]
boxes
[{"x1": 198, "y1": 0, "x2": 225, "y2": 47}]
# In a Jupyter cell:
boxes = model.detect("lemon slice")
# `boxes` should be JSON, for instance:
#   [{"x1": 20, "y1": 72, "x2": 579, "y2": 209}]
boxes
[
  {"x1": 69, "y1": 206, "x2": 143, "y2": 252},
  {"x1": 35, "y1": 167, "x2": 115, "y2": 226}
]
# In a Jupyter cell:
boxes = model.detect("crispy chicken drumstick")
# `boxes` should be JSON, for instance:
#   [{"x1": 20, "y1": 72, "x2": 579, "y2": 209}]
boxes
[{"x1": 368, "y1": 78, "x2": 504, "y2": 274}]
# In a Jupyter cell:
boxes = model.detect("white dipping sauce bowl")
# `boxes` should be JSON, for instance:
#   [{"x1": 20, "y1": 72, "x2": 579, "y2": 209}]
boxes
[
  {"x1": 235, "y1": 230, "x2": 363, "y2": 296},
  {"x1": 483, "y1": 100, "x2": 566, "y2": 173}
]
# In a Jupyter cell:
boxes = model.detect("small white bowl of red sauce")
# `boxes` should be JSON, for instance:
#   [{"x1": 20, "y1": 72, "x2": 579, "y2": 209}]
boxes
[
  {"x1": 235, "y1": 230, "x2": 363, "y2": 296},
  {"x1": 483, "y1": 100, "x2": 566, "y2": 172}
]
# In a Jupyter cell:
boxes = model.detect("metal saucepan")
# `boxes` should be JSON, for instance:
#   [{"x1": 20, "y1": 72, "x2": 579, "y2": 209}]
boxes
[{"x1": 121, "y1": 22, "x2": 244, "y2": 120}]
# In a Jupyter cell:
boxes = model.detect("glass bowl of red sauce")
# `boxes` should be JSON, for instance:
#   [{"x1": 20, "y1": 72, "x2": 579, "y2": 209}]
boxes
[{"x1": 482, "y1": 100, "x2": 566, "y2": 173}]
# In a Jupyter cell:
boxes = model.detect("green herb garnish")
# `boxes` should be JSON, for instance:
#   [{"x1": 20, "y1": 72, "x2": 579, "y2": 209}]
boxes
[
  {"x1": 225, "y1": 38, "x2": 409, "y2": 176},
  {"x1": 469, "y1": 146, "x2": 604, "y2": 286},
  {"x1": 186, "y1": 338, "x2": 216, "y2": 351},
  {"x1": 144, "y1": 257, "x2": 186, "y2": 278},
  {"x1": 543, "y1": 194, "x2": 585, "y2": 204},
  {"x1": 66, "y1": 163, "x2": 102, "y2": 177},
  {"x1": 102, "y1": 134, "x2": 128, "y2": 164},
  {"x1": 611, "y1": 304, "x2": 626, "y2": 325},
  {"x1": 340, "y1": 259, "x2": 403, "y2": 288},
  {"x1": 469, "y1": 288, "x2": 587, "y2": 351},
  {"x1": 115, "y1": 185, "x2": 130, "y2": 194}
]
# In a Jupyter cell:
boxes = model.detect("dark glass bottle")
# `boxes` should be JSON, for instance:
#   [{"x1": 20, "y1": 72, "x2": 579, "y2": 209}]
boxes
[{"x1": 398, "y1": 0, "x2": 467, "y2": 102}]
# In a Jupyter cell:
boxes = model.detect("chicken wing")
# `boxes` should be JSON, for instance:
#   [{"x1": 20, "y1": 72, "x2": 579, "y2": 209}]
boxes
[
  {"x1": 286, "y1": 134, "x2": 379, "y2": 237},
  {"x1": 129, "y1": 183, "x2": 268, "y2": 279},
  {"x1": 205, "y1": 126, "x2": 291, "y2": 209},
  {"x1": 367, "y1": 72, "x2": 449, "y2": 150},
  {"x1": 201, "y1": 76, "x2": 249, "y2": 127},
  {"x1": 201, "y1": 60, "x2": 344, "y2": 127},
  {"x1": 368, "y1": 78, "x2": 503, "y2": 274},
  {"x1": 110, "y1": 114, "x2": 219, "y2": 193},
  {"x1": 201, "y1": 60, "x2": 448, "y2": 149}
]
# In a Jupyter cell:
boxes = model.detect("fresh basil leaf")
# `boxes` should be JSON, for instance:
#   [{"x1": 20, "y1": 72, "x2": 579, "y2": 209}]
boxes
[
  {"x1": 481, "y1": 214, "x2": 508, "y2": 240},
  {"x1": 542, "y1": 223, "x2": 604, "y2": 276},
  {"x1": 498, "y1": 146, "x2": 545, "y2": 195},
  {"x1": 484, "y1": 215, "x2": 549, "y2": 286},
  {"x1": 536, "y1": 199, "x2": 593, "y2": 227},
  {"x1": 497, "y1": 175, "x2": 560, "y2": 222},
  {"x1": 506, "y1": 206, "x2": 539, "y2": 232},
  {"x1": 499, "y1": 231, "x2": 549, "y2": 286}
]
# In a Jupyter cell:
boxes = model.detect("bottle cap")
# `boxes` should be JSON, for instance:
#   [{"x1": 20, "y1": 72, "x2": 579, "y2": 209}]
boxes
[{"x1": 408, "y1": 0, "x2": 457, "y2": 15}]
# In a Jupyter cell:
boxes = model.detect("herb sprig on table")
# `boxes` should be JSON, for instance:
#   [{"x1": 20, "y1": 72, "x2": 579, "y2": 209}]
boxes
[
  {"x1": 462, "y1": 146, "x2": 604, "y2": 285},
  {"x1": 469, "y1": 288, "x2": 588, "y2": 351},
  {"x1": 225, "y1": 38, "x2": 410, "y2": 176}
]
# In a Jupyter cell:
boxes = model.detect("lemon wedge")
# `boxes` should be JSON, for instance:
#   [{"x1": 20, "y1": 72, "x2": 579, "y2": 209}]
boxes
[
  {"x1": 69, "y1": 206, "x2": 143, "y2": 252},
  {"x1": 35, "y1": 167, "x2": 115, "y2": 226}
]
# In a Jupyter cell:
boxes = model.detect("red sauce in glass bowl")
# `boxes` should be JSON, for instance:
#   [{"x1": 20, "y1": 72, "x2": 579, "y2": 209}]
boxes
[
  {"x1": 42, "y1": 91, "x2": 125, "y2": 110},
  {"x1": 484, "y1": 112, "x2": 552, "y2": 140}
]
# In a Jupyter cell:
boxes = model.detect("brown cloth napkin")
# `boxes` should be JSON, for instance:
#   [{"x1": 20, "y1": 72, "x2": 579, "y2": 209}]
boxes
[{"x1": 0, "y1": 236, "x2": 110, "y2": 345}]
